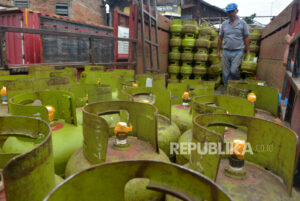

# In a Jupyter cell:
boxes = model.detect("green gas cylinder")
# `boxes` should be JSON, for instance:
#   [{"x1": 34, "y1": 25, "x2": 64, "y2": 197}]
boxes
[
  {"x1": 168, "y1": 81, "x2": 215, "y2": 133},
  {"x1": 187, "y1": 114, "x2": 300, "y2": 201},
  {"x1": 65, "y1": 101, "x2": 170, "y2": 201},
  {"x1": 122, "y1": 87, "x2": 181, "y2": 161},
  {"x1": 176, "y1": 95, "x2": 255, "y2": 165}
]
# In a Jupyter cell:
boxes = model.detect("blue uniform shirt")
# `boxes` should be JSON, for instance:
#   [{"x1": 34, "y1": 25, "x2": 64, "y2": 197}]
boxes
[{"x1": 219, "y1": 17, "x2": 249, "y2": 50}]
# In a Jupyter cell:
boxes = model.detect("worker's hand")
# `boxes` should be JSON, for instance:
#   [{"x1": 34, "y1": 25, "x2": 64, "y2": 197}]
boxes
[
  {"x1": 285, "y1": 32, "x2": 296, "y2": 45},
  {"x1": 217, "y1": 51, "x2": 222, "y2": 59}
]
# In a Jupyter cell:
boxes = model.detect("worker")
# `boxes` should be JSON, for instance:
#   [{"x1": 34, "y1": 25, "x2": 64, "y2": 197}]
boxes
[{"x1": 217, "y1": 3, "x2": 250, "y2": 86}]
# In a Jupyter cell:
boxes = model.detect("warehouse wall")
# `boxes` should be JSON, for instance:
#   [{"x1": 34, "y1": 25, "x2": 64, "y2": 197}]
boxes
[
  {"x1": 136, "y1": 14, "x2": 171, "y2": 74},
  {"x1": 0, "y1": 0, "x2": 105, "y2": 25},
  {"x1": 257, "y1": 3, "x2": 293, "y2": 92},
  {"x1": 72, "y1": 0, "x2": 105, "y2": 25}
]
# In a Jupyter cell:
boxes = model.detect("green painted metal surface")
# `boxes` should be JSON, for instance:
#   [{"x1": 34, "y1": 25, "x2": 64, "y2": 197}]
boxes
[
  {"x1": 7, "y1": 91, "x2": 82, "y2": 176},
  {"x1": 122, "y1": 87, "x2": 181, "y2": 160},
  {"x1": 9, "y1": 90, "x2": 77, "y2": 125},
  {"x1": 34, "y1": 77, "x2": 71, "y2": 91},
  {"x1": 51, "y1": 120, "x2": 83, "y2": 176},
  {"x1": 192, "y1": 95, "x2": 255, "y2": 118},
  {"x1": 82, "y1": 101, "x2": 159, "y2": 164},
  {"x1": 0, "y1": 70, "x2": 10, "y2": 76},
  {"x1": 227, "y1": 82, "x2": 278, "y2": 116},
  {"x1": 176, "y1": 129, "x2": 192, "y2": 165},
  {"x1": 171, "y1": 105, "x2": 192, "y2": 133},
  {"x1": 122, "y1": 87, "x2": 171, "y2": 120},
  {"x1": 188, "y1": 115, "x2": 224, "y2": 181},
  {"x1": 112, "y1": 69, "x2": 135, "y2": 81},
  {"x1": 176, "y1": 95, "x2": 255, "y2": 165},
  {"x1": 45, "y1": 160, "x2": 232, "y2": 201},
  {"x1": 50, "y1": 68, "x2": 77, "y2": 83},
  {"x1": 80, "y1": 66, "x2": 104, "y2": 84},
  {"x1": 69, "y1": 83, "x2": 98, "y2": 107},
  {"x1": 69, "y1": 83, "x2": 112, "y2": 107},
  {"x1": 0, "y1": 75, "x2": 31, "y2": 83},
  {"x1": 189, "y1": 114, "x2": 298, "y2": 196},
  {"x1": 5, "y1": 77, "x2": 71, "y2": 100},
  {"x1": 156, "y1": 115, "x2": 181, "y2": 160},
  {"x1": 0, "y1": 75, "x2": 33, "y2": 98},
  {"x1": 28, "y1": 65, "x2": 55, "y2": 78},
  {"x1": 0, "y1": 116, "x2": 55, "y2": 201},
  {"x1": 136, "y1": 74, "x2": 166, "y2": 88},
  {"x1": 88, "y1": 84, "x2": 113, "y2": 104},
  {"x1": 169, "y1": 78, "x2": 215, "y2": 133},
  {"x1": 80, "y1": 69, "x2": 134, "y2": 100},
  {"x1": 67, "y1": 101, "x2": 170, "y2": 201},
  {"x1": 6, "y1": 78, "x2": 35, "y2": 100},
  {"x1": 84, "y1": 66, "x2": 105, "y2": 71},
  {"x1": 168, "y1": 81, "x2": 215, "y2": 105}
]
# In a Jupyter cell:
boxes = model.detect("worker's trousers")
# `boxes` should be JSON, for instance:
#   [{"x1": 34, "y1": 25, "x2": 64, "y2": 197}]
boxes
[{"x1": 222, "y1": 49, "x2": 244, "y2": 86}]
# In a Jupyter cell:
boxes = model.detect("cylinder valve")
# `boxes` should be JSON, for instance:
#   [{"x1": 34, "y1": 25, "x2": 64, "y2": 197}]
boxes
[
  {"x1": 182, "y1": 91, "x2": 191, "y2": 106},
  {"x1": 1, "y1": 86, "x2": 7, "y2": 105},
  {"x1": 114, "y1": 122, "x2": 132, "y2": 150},
  {"x1": 46, "y1": 105, "x2": 56, "y2": 127},
  {"x1": 225, "y1": 139, "x2": 247, "y2": 179},
  {"x1": 247, "y1": 92, "x2": 257, "y2": 103}
]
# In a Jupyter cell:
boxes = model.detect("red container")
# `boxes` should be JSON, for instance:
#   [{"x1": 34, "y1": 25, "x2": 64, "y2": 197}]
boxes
[
  {"x1": 290, "y1": 0, "x2": 300, "y2": 34},
  {"x1": 114, "y1": 10, "x2": 130, "y2": 60},
  {"x1": 0, "y1": 7, "x2": 113, "y2": 65}
]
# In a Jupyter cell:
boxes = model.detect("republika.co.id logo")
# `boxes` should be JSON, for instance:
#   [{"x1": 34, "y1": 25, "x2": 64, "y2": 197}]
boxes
[{"x1": 170, "y1": 141, "x2": 274, "y2": 156}]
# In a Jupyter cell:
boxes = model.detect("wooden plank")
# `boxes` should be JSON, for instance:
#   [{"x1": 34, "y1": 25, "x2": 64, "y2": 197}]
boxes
[
  {"x1": 257, "y1": 58, "x2": 286, "y2": 91},
  {"x1": 286, "y1": 71, "x2": 300, "y2": 96},
  {"x1": 261, "y1": 2, "x2": 293, "y2": 38},
  {"x1": 3, "y1": 62, "x2": 137, "y2": 69},
  {"x1": 0, "y1": 26, "x2": 137, "y2": 42},
  {"x1": 291, "y1": 96, "x2": 300, "y2": 138},
  {"x1": 259, "y1": 26, "x2": 290, "y2": 60}
]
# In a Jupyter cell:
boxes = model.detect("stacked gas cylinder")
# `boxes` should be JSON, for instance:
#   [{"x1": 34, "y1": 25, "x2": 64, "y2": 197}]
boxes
[
  {"x1": 168, "y1": 20, "x2": 221, "y2": 85},
  {"x1": 181, "y1": 20, "x2": 198, "y2": 80},
  {"x1": 204, "y1": 22, "x2": 222, "y2": 86},
  {"x1": 168, "y1": 20, "x2": 199, "y2": 82},
  {"x1": 168, "y1": 19, "x2": 182, "y2": 83},
  {"x1": 241, "y1": 29, "x2": 261, "y2": 78},
  {"x1": 193, "y1": 22, "x2": 210, "y2": 80}
]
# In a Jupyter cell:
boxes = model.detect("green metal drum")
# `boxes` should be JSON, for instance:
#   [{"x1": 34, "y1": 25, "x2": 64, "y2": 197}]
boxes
[{"x1": 65, "y1": 101, "x2": 170, "y2": 201}]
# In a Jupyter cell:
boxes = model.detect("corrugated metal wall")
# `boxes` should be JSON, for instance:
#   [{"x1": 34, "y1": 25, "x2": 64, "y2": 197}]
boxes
[
  {"x1": 0, "y1": 10, "x2": 24, "y2": 64},
  {"x1": 0, "y1": 8, "x2": 114, "y2": 65},
  {"x1": 23, "y1": 9, "x2": 42, "y2": 64},
  {"x1": 40, "y1": 16, "x2": 114, "y2": 63}
]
